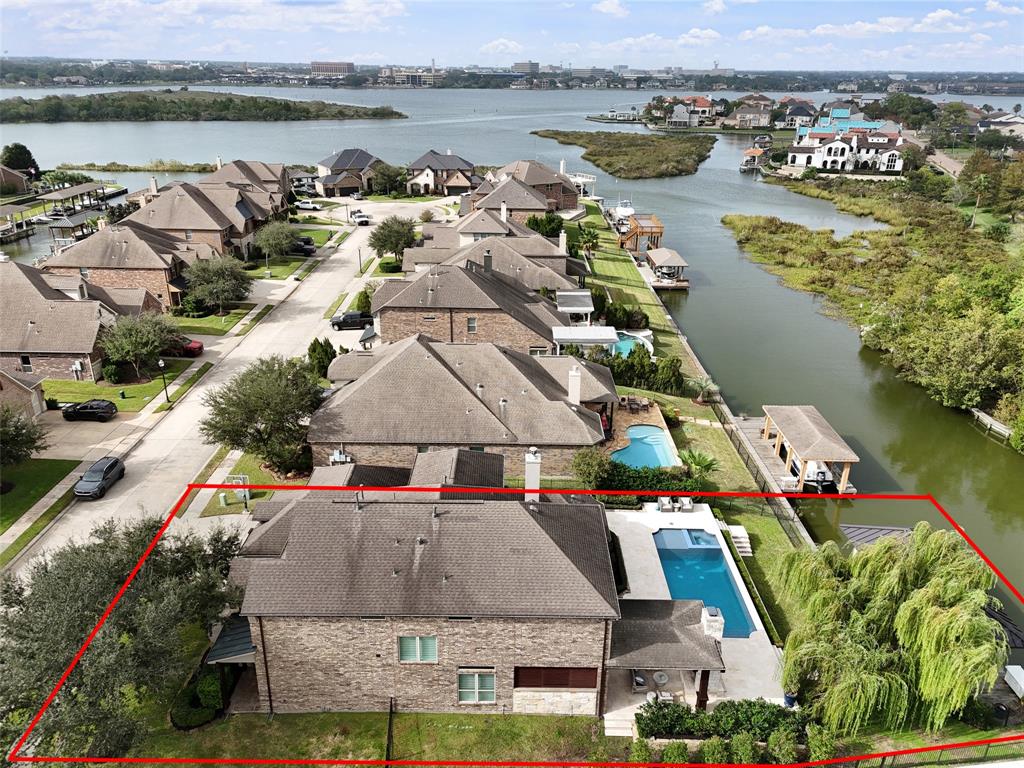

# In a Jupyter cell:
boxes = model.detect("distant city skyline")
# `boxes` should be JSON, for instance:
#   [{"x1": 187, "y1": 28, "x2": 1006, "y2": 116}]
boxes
[{"x1": 2, "y1": 0, "x2": 1022, "y2": 72}]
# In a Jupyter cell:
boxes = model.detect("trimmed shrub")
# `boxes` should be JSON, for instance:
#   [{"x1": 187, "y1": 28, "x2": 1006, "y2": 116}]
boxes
[
  {"x1": 629, "y1": 738, "x2": 653, "y2": 763},
  {"x1": 102, "y1": 363, "x2": 121, "y2": 384},
  {"x1": 45, "y1": 397, "x2": 59, "y2": 410},
  {"x1": 419, "y1": 209, "x2": 434, "y2": 223},
  {"x1": 709, "y1": 699, "x2": 807, "y2": 742},
  {"x1": 730, "y1": 731, "x2": 758, "y2": 764},
  {"x1": 636, "y1": 699, "x2": 806, "y2": 742},
  {"x1": 590, "y1": 286, "x2": 608, "y2": 317},
  {"x1": 354, "y1": 289, "x2": 372, "y2": 314},
  {"x1": 767, "y1": 727, "x2": 798, "y2": 765},
  {"x1": 196, "y1": 671, "x2": 223, "y2": 710},
  {"x1": 806, "y1": 723, "x2": 836, "y2": 762},
  {"x1": 378, "y1": 259, "x2": 402, "y2": 273},
  {"x1": 700, "y1": 736, "x2": 730, "y2": 764},
  {"x1": 660, "y1": 742, "x2": 690, "y2": 764},
  {"x1": 169, "y1": 683, "x2": 216, "y2": 730}
]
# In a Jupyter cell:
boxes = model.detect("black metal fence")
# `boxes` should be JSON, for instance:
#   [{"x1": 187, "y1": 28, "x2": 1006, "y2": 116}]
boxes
[{"x1": 837, "y1": 738, "x2": 1024, "y2": 768}]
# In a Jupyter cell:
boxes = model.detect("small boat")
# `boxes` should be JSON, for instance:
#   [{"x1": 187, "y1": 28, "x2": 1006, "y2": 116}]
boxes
[
  {"x1": 753, "y1": 134, "x2": 773, "y2": 149},
  {"x1": 612, "y1": 199, "x2": 634, "y2": 222}
]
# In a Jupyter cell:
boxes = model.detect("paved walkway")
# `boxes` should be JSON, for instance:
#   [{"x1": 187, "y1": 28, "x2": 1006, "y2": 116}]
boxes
[{"x1": 905, "y1": 129, "x2": 963, "y2": 177}]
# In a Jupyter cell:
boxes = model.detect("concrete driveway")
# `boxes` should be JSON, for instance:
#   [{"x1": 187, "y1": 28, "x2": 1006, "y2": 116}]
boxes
[{"x1": 37, "y1": 411, "x2": 151, "y2": 462}]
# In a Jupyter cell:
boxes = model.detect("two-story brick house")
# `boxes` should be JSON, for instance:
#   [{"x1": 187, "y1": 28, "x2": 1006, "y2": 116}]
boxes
[
  {"x1": 43, "y1": 220, "x2": 216, "y2": 309},
  {"x1": 406, "y1": 149, "x2": 477, "y2": 196},
  {"x1": 470, "y1": 177, "x2": 549, "y2": 223},
  {"x1": 229, "y1": 495, "x2": 621, "y2": 715},
  {"x1": 308, "y1": 335, "x2": 617, "y2": 474},
  {"x1": 486, "y1": 160, "x2": 579, "y2": 212},
  {"x1": 315, "y1": 148, "x2": 383, "y2": 197},
  {"x1": 371, "y1": 262, "x2": 569, "y2": 353}
]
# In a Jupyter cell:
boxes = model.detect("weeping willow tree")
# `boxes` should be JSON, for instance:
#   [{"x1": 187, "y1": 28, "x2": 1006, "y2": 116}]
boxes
[{"x1": 779, "y1": 522, "x2": 1008, "y2": 736}]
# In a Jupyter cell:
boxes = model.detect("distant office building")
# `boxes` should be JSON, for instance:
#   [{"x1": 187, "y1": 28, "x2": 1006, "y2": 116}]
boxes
[
  {"x1": 384, "y1": 68, "x2": 444, "y2": 86},
  {"x1": 613, "y1": 64, "x2": 629, "y2": 73},
  {"x1": 512, "y1": 61, "x2": 540, "y2": 75},
  {"x1": 571, "y1": 67, "x2": 610, "y2": 79},
  {"x1": 311, "y1": 61, "x2": 356, "y2": 77}
]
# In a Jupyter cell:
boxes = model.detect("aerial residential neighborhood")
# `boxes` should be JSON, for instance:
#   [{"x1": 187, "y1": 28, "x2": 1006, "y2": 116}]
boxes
[{"x1": 0, "y1": 3, "x2": 1023, "y2": 765}]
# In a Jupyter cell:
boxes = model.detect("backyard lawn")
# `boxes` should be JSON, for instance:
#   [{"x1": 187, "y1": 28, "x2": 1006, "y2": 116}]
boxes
[
  {"x1": 135, "y1": 711, "x2": 627, "y2": 762},
  {"x1": 200, "y1": 452, "x2": 306, "y2": 516},
  {"x1": 171, "y1": 303, "x2": 255, "y2": 336},
  {"x1": 43, "y1": 358, "x2": 191, "y2": 412},
  {"x1": 0, "y1": 458, "x2": 80, "y2": 534}
]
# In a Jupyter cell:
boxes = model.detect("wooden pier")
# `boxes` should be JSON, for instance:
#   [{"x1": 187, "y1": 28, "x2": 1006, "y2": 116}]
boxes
[{"x1": 970, "y1": 408, "x2": 1013, "y2": 441}]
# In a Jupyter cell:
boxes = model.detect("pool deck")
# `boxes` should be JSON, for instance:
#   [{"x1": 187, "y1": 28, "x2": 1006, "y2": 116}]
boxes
[
  {"x1": 605, "y1": 400, "x2": 675, "y2": 455},
  {"x1": 603, "y1": 506, "x2": 785, "y2": 735}
]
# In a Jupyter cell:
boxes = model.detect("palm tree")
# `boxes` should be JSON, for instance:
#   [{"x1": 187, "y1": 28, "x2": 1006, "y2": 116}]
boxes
[
  {"x1": 969, "y1": 173, "x2": 991, "y2": 229},
  {"x1": 692, "y1": 375, "x2": 719, "y2": 404},
  {"x1": 679, "y1": 449, "x2": 720, "y2": 487},
  {"x1": 578, "y1": 224, "x2": 600, "y2": 259}
]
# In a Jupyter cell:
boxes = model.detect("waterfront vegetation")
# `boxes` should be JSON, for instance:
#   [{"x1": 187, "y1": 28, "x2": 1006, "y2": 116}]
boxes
[
  {"x1": 57, "y1": 159, "x2": 217, "y2": 173},
  {"x1": 0, "y1": 90, "x2": 407, "y2": 123},
  {"x1": 532, "y1": 129, "x2": 716, "y2": 178},
  {"x1": 43, "y1": 358, "x2": 191, "y2": 411},
  {"x1": 724, "y1": 168, "x2": 1024, "y2": 452},
  {"x1": 0, "y1": 458, "x2": 79, "y2": 534}
]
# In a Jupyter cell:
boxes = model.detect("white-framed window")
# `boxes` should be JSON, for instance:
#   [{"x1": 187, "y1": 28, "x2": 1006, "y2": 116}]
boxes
[
  {"x1": 458, "y1": 669, "x2": 496, "y2": 704},
  {"x1": 79, "y1": 267, "x2": 90, "y2": 279},
  {"x1": 398, "y1": 635, "x2": 437, "y2": 663},
  {"x1": 466, "y1": 317, "x2": 477, "y2": 333},
  {"x1": 885, "y1": 154, "x2": 899, "y2": 171}
]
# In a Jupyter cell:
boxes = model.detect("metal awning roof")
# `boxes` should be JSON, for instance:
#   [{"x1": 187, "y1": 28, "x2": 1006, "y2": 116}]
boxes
[
  {"x1": 38, "y1": 182, "x2": 106, "y2": 201},
  {"x1": 607, "y1": 600, "x2": 725, "y2": 672},
  {"x1": 646, "y1": 248, "x2": 688, "y2": 269},
  {"x1": 763, "y1": 405, "x2": 859, "y2": 463},
  {"x1": 552, "y1": 325, "x2": 619, "y2": 345},
  {"x1": 206, "y1": 614, "x2": 256, "y2": 664},
  {"x1": 555, "y1": 290, "x2": 595, "y2": 313},
  {"x1": 0, "y1": 204, "x2": 32, "y2": 217},
  {"x1": 359, "y1": 325, "x2": 377, "y2": 343}
]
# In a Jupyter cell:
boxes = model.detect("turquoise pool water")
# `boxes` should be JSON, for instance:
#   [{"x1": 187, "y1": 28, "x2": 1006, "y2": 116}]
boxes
[
  {"x1": 611, "y1": 424, "x2": 677, "y2": 468},
  {"x1": 654, "y1": 528, "x2": 756, "y2": 638},
  {"x1": 613, "y1": 332, "x2": 639, "y2": 356}
]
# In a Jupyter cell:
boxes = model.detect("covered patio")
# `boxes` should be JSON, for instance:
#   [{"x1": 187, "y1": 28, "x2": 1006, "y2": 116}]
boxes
[
  {"x1": 760, "y1": 405, "x2": 859, "y2": 493},
  {"x1": 552, "y1": 324, "x2": 618, "y2": 354},
  {"x1": 205, "y1": 614, "x2": 258, "y2": 713},
  {"x1": 555, "y1": 289, "x2": 595, "y2": 325}
]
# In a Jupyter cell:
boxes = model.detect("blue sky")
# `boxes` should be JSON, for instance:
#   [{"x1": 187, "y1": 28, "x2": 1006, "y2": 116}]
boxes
[{"x1": 1, "y1": 0, "x2": 1022, "y2": 71}]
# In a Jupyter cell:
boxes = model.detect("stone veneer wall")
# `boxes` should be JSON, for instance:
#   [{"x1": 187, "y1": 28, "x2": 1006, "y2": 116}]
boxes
[
  {"x1": 378, "y1": 307, "x2": 552, "y2": 353},
  {"x1": 248, "y1": 615, "x2": 609, "y2": 714},
  {"x1": 512, "y1": 689, "x2": 598, "y2": 716}
]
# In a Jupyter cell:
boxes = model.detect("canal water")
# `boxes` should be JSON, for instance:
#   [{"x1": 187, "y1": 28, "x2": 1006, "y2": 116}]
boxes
[{"x1": 2, "y1": 86, "x2": 1021, "y2": 626}]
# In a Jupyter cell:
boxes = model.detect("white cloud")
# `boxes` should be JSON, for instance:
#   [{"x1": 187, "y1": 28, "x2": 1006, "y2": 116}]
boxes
[
  {"x1": 592, "y1": 0, "x2": 628, "y2": 17},
  {"x1": 590, "y1": 28, "x2": 719, "y2": 54},
  {"x1": 478, "y1": 37, "x2": 523, "y2": 55},
  {"x1": 196, "y1": 38, "x2": 252, "y2": 56},
  {"x1": 986, "y1": 0, "x2": 1023, "y2": 13},
  {"x1": 794, "y1": 42, "x2": 838, "y2": 55},
  {"x1": 738, "y1": 25, "x2": 807, "y2": 40},
  {"x1": 702, "y1": 0, "x2": 726, "y2": 14},
  {"x1": 811, "y1": 16, "x2": 913, "y2": 37},
  {"x1": 911, "y1": 8, "x2": 973, "y2": 32},
  {"x1": 210, "y1": 0, "x2": 405, "y2": 33},
  {"x1": 970, "y1": 31, "x2": 993, "y2": 40}
]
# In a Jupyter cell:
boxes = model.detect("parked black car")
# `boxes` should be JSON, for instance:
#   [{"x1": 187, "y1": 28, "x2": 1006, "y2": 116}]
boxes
[
  {"x1": 331, "y1": 311, "x2": 373, "y2": 330},
  {"x1": 62, "y1": 399, "x2": 118, "y2": 422},
  {"x1": 73, "y1": 456, "x2": 126, "y2": 499},
  {"x1": 289, "y1": 242, "x2": 316, "y2": 256},
  {"x1": 296, "y1": 235, "x2": 314, "y2": 246}
]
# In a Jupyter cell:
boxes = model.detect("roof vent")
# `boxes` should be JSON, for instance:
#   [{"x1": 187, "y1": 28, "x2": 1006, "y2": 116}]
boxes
[
  {"x1": 417, "y1": 536, "x2": 428, "y2": 545},
  {"x1": 392, "y1": 568, "x2": 400, "y2": 576},
  {"x1": 432, "y1": 505, "x2": 440, "y2": 518},
  {"x1": 475, "y1": 383, "x2": 484, "y2": 397},
  {"x1": 442, "y1": 574, "x2": 451, "y2": 583}
]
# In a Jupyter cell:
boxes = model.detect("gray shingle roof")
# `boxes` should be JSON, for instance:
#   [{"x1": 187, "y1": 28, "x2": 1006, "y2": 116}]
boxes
[
  {"x1": 199, "y1": 160, "x2": 288, "y2": 196},
  {"x1": 409, "y1": 149, "x2": 474, "y2": 172},
  {"x1": 314, "y1": 335, "x2": 613, "y2": 447},
  {"x1": 0, "y1": 260, "x2": 109, "y2": 354},
  {"x1": 475, "y1": 177, "x2": 548, "y2": 212},
  {"x1": 372, "y1": 263, "x2": 569, "y2": 342},
  {"x1": 495, "y1": 160, "x2": 575, "y2": 194},
  {"x1": 238, "y1": 498, "x2": 620, "y2": 619},
  {"x1": 126, "y1": 183, "x2": 237, "y2": 234},
  {"x1": 318, "y1": 148, "x2": 381, "y2": 174},
  {"x1": 408, "y1": 448, "x2": 504, "y2": 490},
  {"x1": 45, "y1": 220, "x2": 207, "y2": 270},
  {"x1": 443, "y1": 237, "x2": 576, "y2": 291},
  {"x1": 607, "y1": 600, "x2": 724, "y2": 671}
]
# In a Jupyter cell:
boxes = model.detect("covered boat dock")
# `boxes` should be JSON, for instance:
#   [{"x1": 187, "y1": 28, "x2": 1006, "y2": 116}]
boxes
[
  {"x1": 643, "y1": 247, "x2": 689, "y2": 290},
  {"x1": 37, "y1": 181, "x2": 113, "y2": 215}
]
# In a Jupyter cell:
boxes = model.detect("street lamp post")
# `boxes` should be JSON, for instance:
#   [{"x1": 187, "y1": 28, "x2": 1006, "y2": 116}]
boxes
[{"x1": 157, "y1": 358, "x2": 170, "y2": 404}]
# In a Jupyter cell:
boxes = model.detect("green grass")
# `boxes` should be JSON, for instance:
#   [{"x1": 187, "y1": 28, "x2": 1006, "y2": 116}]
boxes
[
  {"x1": 154, "y1": 362, "x2": 213, "y2": 413},
  {"x1": 260, "y1": 255, "x2": 308, "y2": 280},
  {"x1": 365, "y1": 194, "x2": 437, "y2": 203},
  {"x1": 175, "y1": 445, "x2": 229, "y2": 517},
  {"x1": 200, "y1": 452, "x2": 306, "y2": 516},
  {"x1": 322, "y1": 292, "x2": 349, "y2": 319},
  {"x1": 294, "y1": 227, "x2": 333, "y2": 247},
  {"x1": 43, "y1": 358, "x2": 191, "y2": 412},
  {"x1": 372, "y1": 257, "x2": 403, "y2": 276},
  {"x1": 134, "y1": 711, "x2": 627, "y2": 762},
  {"x1": 844, "y1": 721, "x2": 1024, "y2": 757},
  {"x1": 237, "y1": 304, "x2": 274, "y2": 335},
  {"x1": 357, "y1": 255, "x2": 377, "y2": 276},
  {"x1": 532, "y1": 129, "x2": 716, "y2": 178},
  {"x1": 0, "y1": 458, "x2": 80, "y2": 534},
  {"x1": 0, "y1": 487, "x2": 75, "y2": 569},
  {"x1": 171, "y1": 303, "x2": 256, "y2": 336},
  {"x1": 297, "y1": 215, "x2": 338, "y2": 226}
]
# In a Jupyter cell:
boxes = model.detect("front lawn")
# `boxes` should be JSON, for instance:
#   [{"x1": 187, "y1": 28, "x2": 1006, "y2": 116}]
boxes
[
  {"x1": 200, "y1": 452, "x2": 306, "y2": 517},
  {"x1": 0, "y1": 458, "x2": 80, "y2": 534},
  {"x1": 372, "y1": 257, "x2": 404, "y2": 276},
  {"x1": 294, "y1": 227, "x2": 333, "y2": 247},
  {"x1": 43, "y1": 358, "x2": 191, "y2": 412},
  {"x1": 366, "y1": 194, "x2": 437, "y2": 203},
  {"x1": 171, "y1": 303, "x2": 255, "y2": 337},
  {"x1": 134, "y1": 711, "x2": 627, "y2": 762},
  {"x1": 253, "y1": 256, "x2": 308, "y2": 280}
]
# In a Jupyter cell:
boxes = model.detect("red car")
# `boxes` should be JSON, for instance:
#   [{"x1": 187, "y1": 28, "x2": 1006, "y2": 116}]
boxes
[{"x1": 163, "y1": 336, "x2": 204, "y2": 357}]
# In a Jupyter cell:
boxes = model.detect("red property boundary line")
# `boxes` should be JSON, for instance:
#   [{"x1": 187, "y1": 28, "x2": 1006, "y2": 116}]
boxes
[{"x1": 7, "y1": 485, "x2": 1024, "y2": 767}]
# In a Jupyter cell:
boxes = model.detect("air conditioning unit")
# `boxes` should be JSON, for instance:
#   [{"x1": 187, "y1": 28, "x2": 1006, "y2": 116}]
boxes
[{"x1": 330, "y1": 450, "x2": 352, "y2": 465}]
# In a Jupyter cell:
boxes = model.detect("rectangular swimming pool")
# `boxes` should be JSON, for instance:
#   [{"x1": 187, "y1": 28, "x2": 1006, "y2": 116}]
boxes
[{"x1": 653, "y1": 528, "x2": 756, "y2": 638}]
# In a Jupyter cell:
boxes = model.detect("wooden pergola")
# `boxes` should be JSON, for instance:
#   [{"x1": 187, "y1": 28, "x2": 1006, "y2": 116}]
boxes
[
  {"x1": 618, "y1": 213, "x2": 664, "y2": 253},
  {"x1": 760, "y1": 405, "x2": 859, "y2": 493}
]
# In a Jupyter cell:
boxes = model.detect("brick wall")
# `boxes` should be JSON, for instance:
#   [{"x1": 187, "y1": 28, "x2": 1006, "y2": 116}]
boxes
[
  {"x1": 47, "y1": 266, "x2": 174, "y2": 309},
  {"x1": 310, "y1": 443, "x2": 583, "y2": 477},
  {"x1": 248, "y1": 615, "x2": 609, "y2": 714},
  {"x1": 378, "y1": 308, "x2": 552, "y2": 353},
  {"x1": 0, "y1": 350, "x2": 101, "y2": 381},
  {"x1": 0, "y1": 377, "x2": 43, "y2": 419}
]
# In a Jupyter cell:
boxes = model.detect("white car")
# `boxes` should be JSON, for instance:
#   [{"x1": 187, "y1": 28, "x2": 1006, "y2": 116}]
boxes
[
  {"x1": 296, "y1": 200, "x2": 321, "y2": 211},
  {"x1": 352, "y1": 213, "x2": 372, "y2": 226}
]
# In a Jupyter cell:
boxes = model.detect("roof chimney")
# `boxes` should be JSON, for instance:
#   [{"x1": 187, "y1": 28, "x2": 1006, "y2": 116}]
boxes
[
  {"x1": 524, "y1": 447, "x2": 541, "y2": 503},
  {"x1": 149, "y1": 176, "x2": 158, "y2": 195},
  {"x1": 567, "y1": 365, "x2": 582, "y2": 406},
  {"x1": 559, "y1": 158, "x2": 566, "y2": 175},
  {"x1": 558, "y1": 229, "x2": 567, "y2": 254},
  {"x1": 498, "y1": 397, "x2": 508, "y2": 421},
  {"x1": 500, "y1": 201, "x2": 507, "y2": 223},
  {"x1": 483, "y1": 248, "x2": 492, "y2": 272},
  {"x1": 216, "y1": 155, "x2": 223, "y2": 170},
  {"x1": 446, "y1": 148, "x2": 452, "y2": 155}
]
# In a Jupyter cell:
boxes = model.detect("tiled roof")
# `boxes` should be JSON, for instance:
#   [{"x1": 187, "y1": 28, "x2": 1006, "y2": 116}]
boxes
[
  {"x1": 238, "y1": 498, "x2": 620, "y2": 619},
  {"x1": 313, "y1": 335, "x2": 613, "y2": 447}
]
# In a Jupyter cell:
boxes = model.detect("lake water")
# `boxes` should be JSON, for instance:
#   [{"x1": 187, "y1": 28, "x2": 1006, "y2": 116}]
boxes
[{"x1": 3, "y1": 86, "x2": 1021, "y2": 631}]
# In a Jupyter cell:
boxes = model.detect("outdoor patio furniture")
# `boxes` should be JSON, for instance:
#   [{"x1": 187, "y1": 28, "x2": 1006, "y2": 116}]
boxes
[
  {"x1": 631, "y1": 670, "x2": 650, "y2": 694},
  {"x1": 640, "y1": 398, "x2": 651, "y2": 411},
  {"x1": 657, "y1": 691, "x2": 674, "y2": 703}
]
